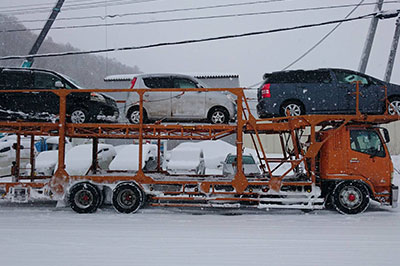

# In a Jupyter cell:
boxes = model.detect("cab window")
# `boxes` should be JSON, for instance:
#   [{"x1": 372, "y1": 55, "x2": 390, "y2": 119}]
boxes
[{"x1": 350, "y1": 129, "x2": 385, "y2": 157}]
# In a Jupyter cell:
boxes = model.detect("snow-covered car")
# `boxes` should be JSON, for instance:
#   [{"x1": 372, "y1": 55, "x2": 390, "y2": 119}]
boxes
[
  {"x1": 221, "y1": 153, "x2": 261, "y2": 177},
  {"x1": 109, "y1": 144, "x2": 158, "y2": 172},
  {"x1": 0, "y1": 136, "x2": 33, "y2": 177},
  {"x1": 123, "y1": 73, "x2": 236, "y2": 124},
  {"x1": 0, "y1": 67, "x2": 119, "y2": 123},
  {"x1": 33, "y1": 137, "x2": 73, "y2": 176},
  {"x1": 166, "y1": 147, "x2": 205, "y2": 175},
  {"x1": 64, "y1": 144, "x2": 116, "y2": 175}
]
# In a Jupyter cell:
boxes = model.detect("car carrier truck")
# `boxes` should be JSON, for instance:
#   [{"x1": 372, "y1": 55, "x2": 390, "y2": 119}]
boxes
[{"x1": 0, "y1": 85, "x2": 398, "y2": 214}]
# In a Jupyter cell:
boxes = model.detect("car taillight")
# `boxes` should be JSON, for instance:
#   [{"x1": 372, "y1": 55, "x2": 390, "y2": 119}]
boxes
[
  {"x1": 261, "y1": 83, "x2": 271, "y2": 98},
  {"x1": 130, "y1": 77, "x2": 137, "y2": 89}
]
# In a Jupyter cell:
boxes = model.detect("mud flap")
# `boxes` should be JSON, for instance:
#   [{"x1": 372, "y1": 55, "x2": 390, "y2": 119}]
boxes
[{"x1": 392, "y1": 185, "x2": 398, "y2": 208}]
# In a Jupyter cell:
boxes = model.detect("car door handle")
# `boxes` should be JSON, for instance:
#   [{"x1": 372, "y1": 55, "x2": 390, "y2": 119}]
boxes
[{"x1": 350, "y1": 158, "x2": 360, "y2": 163}]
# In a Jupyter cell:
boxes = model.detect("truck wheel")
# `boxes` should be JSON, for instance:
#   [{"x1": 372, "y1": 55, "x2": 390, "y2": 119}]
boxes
[
  {"x1": 332, "y1": 181, "x2": 370, "y2": 215},
  {"x1": 208, "y1": 107, "x2": 229, "y2": 124},
  {"x1": 127, "y1": 107, "x2": 147, "y2": 124},
  {"x1": 69, "y1": 182, "x2": 100, "y2": 213},
  {"x1": 280, "y1": 101, "x2": 304, "y2": 116},
  {"x1": 112, "y1": 183, "x2": 144, "y2": 213},
  {"x1": 387, "y1": 97, "x2": 400, "y2": 115},
  {"x1": 70, "y1": 108, "x2": 89, "y2": 123}
]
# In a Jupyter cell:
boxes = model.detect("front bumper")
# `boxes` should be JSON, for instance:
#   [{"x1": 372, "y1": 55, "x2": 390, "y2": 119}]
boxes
[{"x1": 392, "y1": 184, "x2": 399, "y2": 208}]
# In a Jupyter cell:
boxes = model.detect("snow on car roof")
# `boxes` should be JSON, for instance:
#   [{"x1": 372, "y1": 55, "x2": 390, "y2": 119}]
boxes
[{"x1": 104, "y1": 72, "x2": 239, "y2": 81}]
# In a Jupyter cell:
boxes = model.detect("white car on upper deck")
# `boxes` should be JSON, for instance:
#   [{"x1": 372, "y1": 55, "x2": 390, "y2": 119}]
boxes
[{"x1": 107, "y1": 73, "x2": 237, "y2": 124}]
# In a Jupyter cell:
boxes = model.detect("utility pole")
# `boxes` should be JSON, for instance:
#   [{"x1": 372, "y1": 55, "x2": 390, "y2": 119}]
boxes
[
  {"x1": 21, "y1": 0, "x2": 65, "y2": 68},
  {"x1": 384, "y1": 14, "x2": 400, "y2": 82},
  {"x1": 358, "y1": 0, "x2": 384, "y2": 73}
]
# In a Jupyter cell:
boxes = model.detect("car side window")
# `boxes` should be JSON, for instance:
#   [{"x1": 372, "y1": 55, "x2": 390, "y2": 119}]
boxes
[
  {"x1": 334, "y1": 70, "x2": 369, "y2": 85},
  {"x1": 1, "y1": 71, "x2": 33, "y2": 88},
  {"x1": 143, "y1": 77, "x2": 173, "y2": 88},
  {"x1": 34, "y1": 71, "x2": 62, "y2": 89},
  {"x1": 173, "y1": 78, "x2": 197, "y2": 88},
  {"x1": 350, "y1": 129, "x2": 385, "y2": 157}
]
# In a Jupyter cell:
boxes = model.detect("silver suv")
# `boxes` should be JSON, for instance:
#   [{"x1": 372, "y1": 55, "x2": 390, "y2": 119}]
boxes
[{"x1": 124, "y1": 74, "x2": 236, "y2": 124}]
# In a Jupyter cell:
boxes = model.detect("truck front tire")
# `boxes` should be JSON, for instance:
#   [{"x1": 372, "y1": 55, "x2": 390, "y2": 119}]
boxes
[{"x1": 332, "y1": 181, "x2": 370, "y2": 215}]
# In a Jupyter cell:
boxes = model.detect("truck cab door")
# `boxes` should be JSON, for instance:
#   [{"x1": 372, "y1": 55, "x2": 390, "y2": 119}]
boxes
[{"x1": 347, "y1": 128, "x2": 391, "y2": 187}]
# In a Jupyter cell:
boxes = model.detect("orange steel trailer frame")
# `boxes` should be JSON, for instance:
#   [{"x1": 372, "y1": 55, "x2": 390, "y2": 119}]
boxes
[{"x1": 0, "y1": 84, "x2": 398, "y2": 212}]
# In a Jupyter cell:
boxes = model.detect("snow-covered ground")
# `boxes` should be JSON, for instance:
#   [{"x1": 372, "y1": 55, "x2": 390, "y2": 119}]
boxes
[{"x1": 0, "y1": 157, "x2": 399, "y2": 266}]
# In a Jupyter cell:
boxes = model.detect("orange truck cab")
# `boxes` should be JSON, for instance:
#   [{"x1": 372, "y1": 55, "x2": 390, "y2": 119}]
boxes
[{"x1": 319, "y1": 124, "x2": 398, "y2": 214}]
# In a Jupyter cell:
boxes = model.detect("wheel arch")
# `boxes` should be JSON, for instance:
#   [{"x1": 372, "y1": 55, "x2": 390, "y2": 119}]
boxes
[
  {"x1": 207, "y1": 105, "x2": 230, "y2": 119},
  {"x1": 126, "y1": 105, "x2": 148, "y2": 119},
  {"x1": 279, "y1": 99, "x2": 306, "y2": 115}
]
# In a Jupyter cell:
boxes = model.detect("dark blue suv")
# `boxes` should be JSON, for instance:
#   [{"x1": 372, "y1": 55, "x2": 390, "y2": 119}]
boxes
[{"x1": 257, "y1": 68, "x2": 400, "y2": 117}]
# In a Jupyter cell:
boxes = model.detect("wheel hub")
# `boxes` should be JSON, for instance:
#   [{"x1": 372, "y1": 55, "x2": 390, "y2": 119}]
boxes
[
  {"x1": 348, "y1": 194, "x2": 356, "y2": 202},
  {"x1": 339, "y1": 186, "x2": 362, "y2": 209},
  {"x1": 75, "y1": 190, "x2": 93, "y2": 208}
]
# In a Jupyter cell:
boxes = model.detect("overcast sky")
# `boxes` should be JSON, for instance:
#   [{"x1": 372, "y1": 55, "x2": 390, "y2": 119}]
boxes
[{"x1": 1, "y1": 0, "x2": 400, "y2": 86}]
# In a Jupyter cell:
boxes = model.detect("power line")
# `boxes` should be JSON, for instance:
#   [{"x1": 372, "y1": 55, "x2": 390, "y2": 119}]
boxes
[
  {"x1": 282, "y1": 0, "x2": 366, "y2": 70},
  {"x1": 0, "y1": 0, "x2": 106, "y2": 10},
  {"x1": 1, "y1": 0, "x2": 292, "y2": 23},
  {"x1": 2, "y1": 2, "x2": 399, "y2": 34},
  {"x1": 0, "y1": 11, "x2": 380, "y2": 61},
  {"x1": 0, "y1": 0, "x2": 159, "y2": 15},
  {"x1": 4, "y1": 0, "x2": 398, "y2": 25}
]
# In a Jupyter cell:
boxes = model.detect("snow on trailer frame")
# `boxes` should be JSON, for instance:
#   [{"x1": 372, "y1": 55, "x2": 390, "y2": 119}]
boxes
[{"x1": 0, "y1": 84, "x2": 398, "y2": 214}]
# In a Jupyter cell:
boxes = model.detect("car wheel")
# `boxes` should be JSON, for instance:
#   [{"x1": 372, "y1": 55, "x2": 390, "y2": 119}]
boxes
[
  {"x1": 70, "y1": 108, "x2": 89, "y2": 123},
  {"x1": 387, "y1": 97, "x2": 400, "y2": 115},
  {"x1": 280, "y1": 101, "x2": 304, "y2": 117},
  {"x1": 112, "y1": 183, "x2": 144, "y2": 213},
  {"x1": 127, "y1": 107, "x2": 147, "y2": 124},
  {"x1": 209, "y1": 107, "x2": 229, "y2": 124},
  {"x1": 69, "y1": 182, "x2": 100, "y2": 213},
  {"x1": 332, "y1": 181, "x2": 370, "y2": 215}
]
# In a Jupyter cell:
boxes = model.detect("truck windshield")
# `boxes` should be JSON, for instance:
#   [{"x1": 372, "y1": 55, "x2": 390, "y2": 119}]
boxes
[{"x1": 350, "y1": 129, "x2": 385, "y2": 157}]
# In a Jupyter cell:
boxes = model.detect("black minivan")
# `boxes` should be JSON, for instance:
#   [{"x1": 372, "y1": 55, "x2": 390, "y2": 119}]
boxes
[
  {"x1": 0, "y1": 68, "x2": 119, "y2": 123},
  {"x1": 257, "y1": 68, "x2": 400, "y2": 117}
]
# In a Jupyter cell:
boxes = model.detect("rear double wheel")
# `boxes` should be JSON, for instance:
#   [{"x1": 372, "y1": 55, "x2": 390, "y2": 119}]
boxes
[
  {"x1": 112, "y1": 183, "x2": 144, "y2": 213},
  {"x1": 69, "y1": 182, "x2": 101, "y2": 213},
  {"x1": 332, "y1": 181, "x2": 370, "y2": 214}
]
